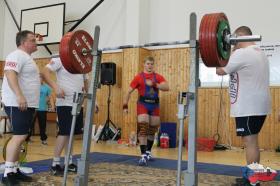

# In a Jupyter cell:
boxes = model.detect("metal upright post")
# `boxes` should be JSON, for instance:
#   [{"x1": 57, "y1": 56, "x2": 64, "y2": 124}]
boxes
[
  {"x1": 63, "y1": 93, "x2": 84, "y2": 186},
  {"x1": 176, "y1": 92, "x2": 189, "y2": 186},
  {"x1": 74, "y1": 26, "x2": 101, "y2": 186},
  {"x1": 184, "y1": 13, "x2": 199, "y2": 186}
]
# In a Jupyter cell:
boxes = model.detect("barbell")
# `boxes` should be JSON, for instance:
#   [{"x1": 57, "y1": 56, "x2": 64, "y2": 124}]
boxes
[
  {"x1": 199, "y1": 12, "x2": 261, "y2": 67},
  {"x1": 57, "y1": 12, "x2": 261, "y2": 74}
]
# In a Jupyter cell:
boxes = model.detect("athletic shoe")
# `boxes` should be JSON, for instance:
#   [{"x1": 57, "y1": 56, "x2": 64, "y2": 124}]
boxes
[
  {"x1": 138, "y1": 155, "x2": 147, "y2": 166},
  {"x1": 14, "y1": 168, "x2": 32, "y2": 182},
  {"x1": 65, "y1": 163, "x2": 78, "y2": 173},
  {"x1": 146, "y1": 151, "x2": 154, "y2": 161},
  {"x1": 242, "y1": 163, "x2": 277, "y2": 184},
  {"x1": 50, "y1": 164, "x2": 64, "y2": 176},
  {"x1": 1, "y1": 172, "x2": 20, "y2": 185}
]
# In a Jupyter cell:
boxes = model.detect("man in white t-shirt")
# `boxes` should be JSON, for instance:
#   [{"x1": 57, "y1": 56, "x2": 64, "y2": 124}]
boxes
[
  {"x1": 216, "y1": 26, "x2": 271, "y2": 184},
  {"x1": 1, "y1": 30, "x2": 40, "y2": 185},
  {"x1": 42, "y1": 57, "x2": 98, "y2": 176}
]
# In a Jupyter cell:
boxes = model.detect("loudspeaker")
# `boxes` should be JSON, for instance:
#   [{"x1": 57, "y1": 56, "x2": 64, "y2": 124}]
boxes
[{"x1": 101, "y1": 62, "x2": 116, "y2": 85}]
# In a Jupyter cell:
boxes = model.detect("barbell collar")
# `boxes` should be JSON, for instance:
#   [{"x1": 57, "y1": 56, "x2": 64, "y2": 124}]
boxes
[{"x1": 225, "y1": 34, "x2": 262, "y2": 45}]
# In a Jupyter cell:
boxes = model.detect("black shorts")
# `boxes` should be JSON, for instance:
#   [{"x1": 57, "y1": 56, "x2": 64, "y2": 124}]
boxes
[
  {"x1": 56, "y1": 106, "x2": 84, "y2": 136},
  {"x1": 4, "y1": 106, "x2": 35, "y2": 135},
  {"x1": 235, "y1": 115, "x2": 266, "y2": 136}
]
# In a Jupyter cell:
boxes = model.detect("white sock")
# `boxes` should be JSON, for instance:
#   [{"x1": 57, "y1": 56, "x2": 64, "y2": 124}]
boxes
[
  {"x1": 64, "y1": 155, "x2": 73, "y2": 165},
  {"x1": 52, "y1": 157, "x2": 60, "y2": 167},
  {"x1": 4, "y1": 162, "x2": 15, "y2": 177},
  {"x1": 13, "y1": 161, "x2": 19, "y2": 172}
]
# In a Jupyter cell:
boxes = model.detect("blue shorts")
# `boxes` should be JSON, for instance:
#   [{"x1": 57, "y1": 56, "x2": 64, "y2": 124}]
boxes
[
  {"x1": 137, "y1": 102, "x2": 159, "y2": 116},
  {"x1": 56, "y1": 106, "x2": 84, "y2": 136},
  {"x1": 4, "y1": 106, "x2": 35, "y2": 135}
]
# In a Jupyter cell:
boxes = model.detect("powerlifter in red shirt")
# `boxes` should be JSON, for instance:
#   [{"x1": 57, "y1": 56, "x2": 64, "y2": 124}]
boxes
[{"x1": 123, "y1": 56, "x2": 169, "y2": 166}]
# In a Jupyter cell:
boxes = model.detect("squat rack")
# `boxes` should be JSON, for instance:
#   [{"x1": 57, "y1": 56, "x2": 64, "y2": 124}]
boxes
[
  {"x1": 70, "y1": 12, "x2": 200, "y2": 186},
  {"x1": 65, "y1": 12, "x2": 261, "y2": 186}
]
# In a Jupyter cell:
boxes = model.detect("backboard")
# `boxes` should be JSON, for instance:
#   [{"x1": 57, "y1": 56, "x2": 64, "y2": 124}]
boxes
[{"x1": 20, "y1": 3, "x2": 65, "y2": 45}]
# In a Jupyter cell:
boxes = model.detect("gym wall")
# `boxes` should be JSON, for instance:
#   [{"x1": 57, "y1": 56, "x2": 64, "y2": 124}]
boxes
[
  {"x1": 1, "y1": 1, "x2": 280, "y2": 149},
  {"x1": 2, "y1": 46, "x2": 279, "y2": 149}
]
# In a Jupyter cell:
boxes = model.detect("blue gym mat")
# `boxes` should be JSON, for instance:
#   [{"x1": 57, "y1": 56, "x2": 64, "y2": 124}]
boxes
[{"x1": 15, "y1": 152, "x2": 280, "y2": 181}]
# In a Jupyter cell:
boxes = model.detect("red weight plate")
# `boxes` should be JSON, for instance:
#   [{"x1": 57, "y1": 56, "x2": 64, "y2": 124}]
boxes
[
  {"x1": 200, "y1": 13, "x2": 216, "y2": 67},
  {"x1": 199, "y1": 13, "x2": 230, "y2": 67},
  {"x1": 208, "y1": 13, "x2": 228, "y2": 67},
  {"x1": 59, "y1": 32, "x2": 77, "y2": 73},
  {"x1": 59, "y1": 30, "x2": 94, "y2": 74},
  {"x1": 208, "y1": 13, "x2": 220, "y2": 67},
  {"x1": 200, "y1": 13, "x2": 219, "y2": 67},
  {"x1": 199, "y1": 14, "x2": 209, "y2": 66},
  {"x1": 200, "y1": 13, "x2": 215, "y2": 67},
  {"x1": 203, "y1": 13, "x2": 215, "y2": 66},
  {"x1": 69, "y1": 30, "x2": 94, "y2": 74}
]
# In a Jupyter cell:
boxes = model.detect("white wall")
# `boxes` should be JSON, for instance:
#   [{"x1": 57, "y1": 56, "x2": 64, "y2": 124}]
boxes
[
  {"x1": 148, "y1": 0, "x2": 280, "y2": 43},
  {"x1": 1, "y1": 0, "x2": 280, "y2": 59}
]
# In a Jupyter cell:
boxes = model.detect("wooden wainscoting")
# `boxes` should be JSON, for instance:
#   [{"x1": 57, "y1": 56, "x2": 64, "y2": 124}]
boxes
[{"x1": 1, "y1": 48, "x2": 280, "y2": 150}]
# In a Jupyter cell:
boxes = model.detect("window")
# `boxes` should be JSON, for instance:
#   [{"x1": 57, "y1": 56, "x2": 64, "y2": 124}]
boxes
[{"x1": 199, "y1": 43, "x2": 280, "y2": 87}]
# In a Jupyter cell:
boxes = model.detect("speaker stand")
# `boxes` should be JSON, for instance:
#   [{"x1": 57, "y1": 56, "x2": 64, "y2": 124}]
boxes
[{"x1": 98, "y1": 85, "x2": 120, "y2": 141}]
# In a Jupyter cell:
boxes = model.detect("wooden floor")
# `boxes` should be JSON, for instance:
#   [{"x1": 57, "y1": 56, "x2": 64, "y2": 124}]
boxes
[{"x1": 0, "y1": 134, "x2": 279, "y2": 170}]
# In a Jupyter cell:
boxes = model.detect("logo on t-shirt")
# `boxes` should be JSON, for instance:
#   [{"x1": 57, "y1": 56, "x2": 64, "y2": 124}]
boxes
[
  {"x1": 5, "y1": 61, "x2": 17, "y2": 68},
  {"x1": 229, "y1": 72, "x2": 239, "y2": 104}
]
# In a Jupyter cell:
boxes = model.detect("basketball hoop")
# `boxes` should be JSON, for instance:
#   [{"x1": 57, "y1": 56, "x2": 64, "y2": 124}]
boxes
[{"x1": 35, "y1": 33, "x2": 43, "y2": 42}]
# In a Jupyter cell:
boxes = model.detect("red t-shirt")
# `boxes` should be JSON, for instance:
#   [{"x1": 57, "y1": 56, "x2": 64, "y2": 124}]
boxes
[{"x1": 130, "y1": 72, "x2": 166, "y2": 96}]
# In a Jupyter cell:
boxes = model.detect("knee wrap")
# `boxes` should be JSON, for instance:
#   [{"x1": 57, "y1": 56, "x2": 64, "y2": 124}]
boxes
[
  {"x1": 147, "y1": 125, "x2": 158, "y2": 136},
  {"x1": 137, "y1": 122, "x2": 148, "y2": 136}
]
